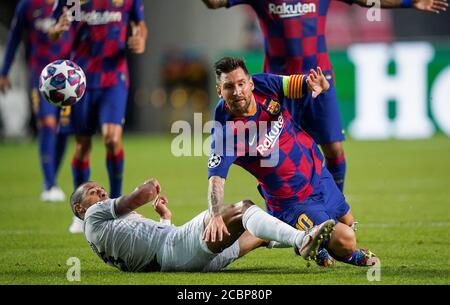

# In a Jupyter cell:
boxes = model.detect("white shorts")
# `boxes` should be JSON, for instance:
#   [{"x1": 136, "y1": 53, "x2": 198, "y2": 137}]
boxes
[{"x1": 158, "y1": 211, "x2": 240, "y2": 272}]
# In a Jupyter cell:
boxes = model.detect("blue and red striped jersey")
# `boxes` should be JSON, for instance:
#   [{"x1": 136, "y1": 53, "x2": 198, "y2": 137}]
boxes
[
  {"x1": 53, "y1": 0, "x2": 144, "y2": 89},
  {"x1": 228, "y1": 0, "x2": 354, "y2": 75},
  {"x1": 208, "y1": 73, "x2": 325, "y2": 213},
  {"x1": 1, "y1": 0, "x2": 74, "y2": 87}
]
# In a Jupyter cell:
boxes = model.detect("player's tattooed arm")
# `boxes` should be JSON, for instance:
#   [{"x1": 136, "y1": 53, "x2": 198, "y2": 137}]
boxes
[
  {"x1": 114, "y1": 178, "x2": 161, "y2": 217},
  {"x1": 352, "y1": 0, "x2": 447, "y2": 12},
  {"x1": 203, "y1": 176, "x2": 230, "y2": 242},
  {"x1": 202, "y1": 0, "x2": 229, "y2": 9},
  {"x1": 208, "y1": 176, "x2": 225, "y2": 216}
]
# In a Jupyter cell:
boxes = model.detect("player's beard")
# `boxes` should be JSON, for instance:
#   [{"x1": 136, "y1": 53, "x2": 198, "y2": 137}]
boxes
[{"x1": 228, "y1": 95, "x2": 252, "y2": 116}]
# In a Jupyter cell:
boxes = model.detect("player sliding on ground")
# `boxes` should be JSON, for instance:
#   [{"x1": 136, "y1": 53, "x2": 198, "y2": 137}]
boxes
[
  {"x1": 70, "y1": 178, "x2": 335, "y2": 272},
  {"x1": 206, "y1": 57, "x2": 379, "y2": 268}
]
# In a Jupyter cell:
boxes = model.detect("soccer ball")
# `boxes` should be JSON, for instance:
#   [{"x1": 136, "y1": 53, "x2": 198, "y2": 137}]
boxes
[{"x1": 39, "y1": 59, "x2": 86, "y2": 107}]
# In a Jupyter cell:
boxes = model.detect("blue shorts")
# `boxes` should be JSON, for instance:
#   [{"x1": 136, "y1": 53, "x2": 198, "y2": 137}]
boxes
[
  {"x1": 71, "y1": 81, "x2": 128, "y2": 135},
  {"x1": 32, "y1": 87, "x2": 60, "y2": 119},
  {"x1": 57, "y1": 106, "x2": 74, "y2": 135},
  {"x1": 284, "y1": 82, "x2": 345, "y2": 145},
  {"x1": 269, "y1": 168, "x2": 350, "y2": 230},
  {"x1": 32, "y1": 87, "x2": 73, "y2": 134}
]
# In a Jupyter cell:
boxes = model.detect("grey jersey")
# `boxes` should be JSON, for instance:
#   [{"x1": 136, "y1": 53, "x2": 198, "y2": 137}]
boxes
[{"x1": 84, "y1": 199, "x2": 174, "y2": 272}]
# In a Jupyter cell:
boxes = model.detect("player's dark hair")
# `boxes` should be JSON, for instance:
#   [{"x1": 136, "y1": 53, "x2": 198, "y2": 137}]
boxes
[
  {"x1": 69, "y1": 182, "x2": 92, "y2": 220},
  {"x1": 214, "y1": 57, "x2": 249, "y2": 82}
]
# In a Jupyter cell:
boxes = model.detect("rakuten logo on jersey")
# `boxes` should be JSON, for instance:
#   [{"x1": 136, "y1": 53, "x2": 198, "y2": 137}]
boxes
[
  {"x1": 268, "y1": 2, "x2": 316, "y2": 18},
  {"x1": 69, "y1": 11, "x2": 122, "y2": 25},
  {"x1": 257, "y1": 115, "x2": 284, "y2": 156}
]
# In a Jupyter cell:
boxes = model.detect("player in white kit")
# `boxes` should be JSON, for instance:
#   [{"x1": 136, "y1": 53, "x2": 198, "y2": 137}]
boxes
[{"x1": 70, "y1": 179, "x2": 336, "y2": 272}]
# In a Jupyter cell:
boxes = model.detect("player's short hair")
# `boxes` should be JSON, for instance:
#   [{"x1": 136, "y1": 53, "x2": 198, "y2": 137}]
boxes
[
  {"x1": 69, "y1": 182, "x2": 92, "y2": 220},
  {"x1": 214, "y1": 57, "x2": 249, "y2": 82}
]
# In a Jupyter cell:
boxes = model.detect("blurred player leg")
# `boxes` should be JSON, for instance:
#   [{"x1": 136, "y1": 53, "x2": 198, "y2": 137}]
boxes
[
  {"x1": 103, "y1": 124, "x2": 124, "y2": 199},
  {"x1": 54, "y1": 133, "x2": 68, "y2": 175},
  {"x1": 36, "y1": 91, "x2": 66, "y2": 202},
  {"x1": 69, "y1": 89, "x2": 94, "y2": 191},
  {"x1": 67, "y1": 89, "x2": 95, "y2": 233},
  {"x1": 100, "y1": 81, "x2": 128, "y2": 199},
  {"x1": 68, "y1": 135, "x2": 91, "y2": 234},
  {"x1": 71, "y1": 136, "x2": 91, "y2": 191},
  {"x1": 54, "y1": 106, "x2": 72, "y2": 181}
]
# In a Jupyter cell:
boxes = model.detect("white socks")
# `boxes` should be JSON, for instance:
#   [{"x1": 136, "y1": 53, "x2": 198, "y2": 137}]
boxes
[
  {"x1": 242, "y1": 204, "x2": 305, "y2": 248},
  {"x1": 266, "y1": 241, "x2": 291, "y2": 249}
]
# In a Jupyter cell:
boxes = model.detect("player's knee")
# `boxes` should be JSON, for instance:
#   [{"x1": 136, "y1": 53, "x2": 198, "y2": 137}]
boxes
[
  {"x1": 103, "y1": 135, "x2": 121, "y2": 152},
  {"x1": 339, "y1": 212, "x2": 354, "y2": 227},
  {"x1": 74, "y1": 138, "x2": 92, "y2": 157},
  {"x1": 322, "y1": 142, "x2": 344, "y2": 159},
  {"x1": 330, "y1": 223, "x2": 356, "y2": 255},
  {"x1": 224, "y1": 200, "x2": 255, "y2": 224},
  {"x1": 39, "y1": 116, "x2": 57, "y2": 130},
  {"x1": 237, "y1": 199, "x2": 256, "y2": 214}
]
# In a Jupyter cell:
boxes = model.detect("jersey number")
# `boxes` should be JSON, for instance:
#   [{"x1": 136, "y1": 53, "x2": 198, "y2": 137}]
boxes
[{"x1": 295, "y1": 214, "x2": 313, "y2": 231}]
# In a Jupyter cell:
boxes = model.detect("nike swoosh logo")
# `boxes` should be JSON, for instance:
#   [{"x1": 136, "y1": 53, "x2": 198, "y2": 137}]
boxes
[{"x1": 249, "y1": 133, "x2": 257, "y2": 146}]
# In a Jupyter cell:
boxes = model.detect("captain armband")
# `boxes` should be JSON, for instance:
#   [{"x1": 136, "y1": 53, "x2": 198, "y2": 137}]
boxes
[{"x1": 282, "y1": 75, "x2": 307, "y2": 99}]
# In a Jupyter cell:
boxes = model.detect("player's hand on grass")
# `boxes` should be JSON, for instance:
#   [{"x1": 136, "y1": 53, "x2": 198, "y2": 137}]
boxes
[
  {"x1": 0, "y1": 77, "x2": 11, "y2": 94},
  {"x1": 203, "y1": 215, "x2": 230, "y2": 242},
  {"x1": 128, "y1": 22, "x2": 146, "y2": 54},
  {"x1": 306, "y1": 67, "x2": 330, "y2": 98},
  {"x1": 413, "y1": 0, "x2": 448, "y2": 13}
]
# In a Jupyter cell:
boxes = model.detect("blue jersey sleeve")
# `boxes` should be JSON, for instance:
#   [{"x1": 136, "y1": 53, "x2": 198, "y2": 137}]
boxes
[
  {"x1": 208, "y1": 101, "x2": 237, "y2": 179},
  {"x1": 130, "y1": 0, "x2": 145, "y2": 22},
  {"x1": 253, "y1": 72, "x2": 309, "y2": 100},
  {"x1": 1, "y1": 0, "x2": 28, "y2": 76},
  {"x1": 252, "y1": 73, "x2": 284, "y2": 99},
  {"x1": 208, "y1": 128, "x2": 237, "y2": 179}
]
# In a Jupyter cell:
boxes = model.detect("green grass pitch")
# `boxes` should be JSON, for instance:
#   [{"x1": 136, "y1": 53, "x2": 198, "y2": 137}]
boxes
[{"x1": 0, "y1": 135, "x2": 449, "y2": 284}]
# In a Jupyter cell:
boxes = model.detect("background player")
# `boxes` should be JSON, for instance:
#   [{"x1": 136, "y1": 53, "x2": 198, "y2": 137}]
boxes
[
  {"x1": 49, "y1": 0, "x2": 148, "y2": 233},
  {"x1": 70, "y1": 178, "x2": 335, "y2": 272},
  {"x1": 0, "y1": 0, "x2": 74, "y2": 202},
  {"x1": 202, "y1": 0, "x2": 448, "y2": 193},
  {"x1": 205, "y1": 57, "x2": 378, "y2": 267}
]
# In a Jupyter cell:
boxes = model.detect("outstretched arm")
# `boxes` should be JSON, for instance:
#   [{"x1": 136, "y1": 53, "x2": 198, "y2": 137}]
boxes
[
  {"x1": 203, "y1": 176, "x2": 230, "y2": 242},
  {"x1": 128, "y1": 21, "x2": 148, "y2": 54},
  {"x1": 202, "y1": 0, "x2": 229, "y2": 9},
  {"x1": 352, "y1": 0, "x2": 448, "y2": 13},
  {"x1": 114, "y1": 179, "x2": 161, "y2": 217},
  {"x1": 282, "y1": 67, "x2": 330, "y2": 99},
  {"x1": 306, "y1": 67, "x2": 330, "y2": 98},
  {"x1": 48, "y1": 7, "x2": 71, "y2": 41},
  {"x1": 1, "y1": 0, "x2": 27, "y2": 93}
]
